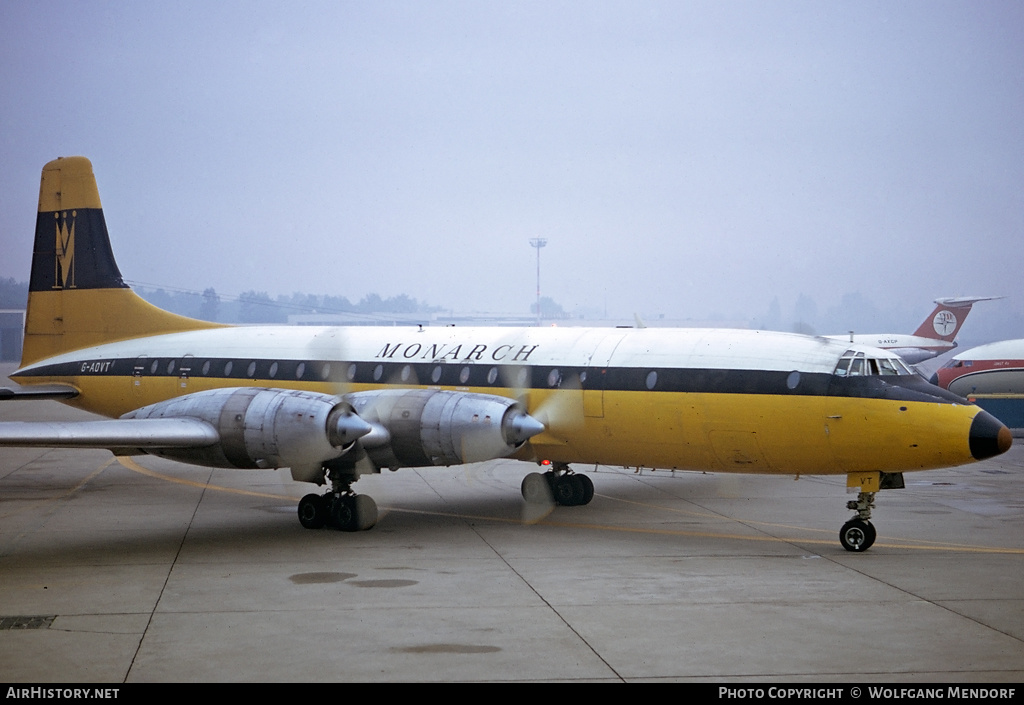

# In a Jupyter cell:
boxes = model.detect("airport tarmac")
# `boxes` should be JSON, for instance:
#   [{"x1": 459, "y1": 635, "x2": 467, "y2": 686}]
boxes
[{"x1": 1, "y1": 363, "x2": 1022, "y2": 683}]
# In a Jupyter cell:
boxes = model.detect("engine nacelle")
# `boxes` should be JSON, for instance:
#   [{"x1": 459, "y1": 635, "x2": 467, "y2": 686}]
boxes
[
  {"x1": 122, "y1": 388, "x2": 370, "y2": 470},
  {"x1": 345, "y1": 389, "x2": 545, "y2": 468}
]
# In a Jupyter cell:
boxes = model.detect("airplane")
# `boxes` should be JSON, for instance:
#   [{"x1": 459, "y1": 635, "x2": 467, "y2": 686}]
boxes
[
  {"x1": 826, "y1": 296, "x2": 1001, "y2": 365},
  {"x1": 0, "y1": 157, "x2": 1012, "y2": 552},
  {"x1": 930, "y1": 339, "x2": 1024, "y2": 430}
]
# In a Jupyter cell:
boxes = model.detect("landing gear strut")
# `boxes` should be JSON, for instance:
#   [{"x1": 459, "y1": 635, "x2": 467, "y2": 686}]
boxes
[
  {"x1": 840, "y1": 491, "x2": 876, "y2": 552},
  {"x1": 298, "y1": 466, "x2": 377, "y2": 532},
  {"x1": 521, "y1": 463, "x2": 594, "y2": 507}
]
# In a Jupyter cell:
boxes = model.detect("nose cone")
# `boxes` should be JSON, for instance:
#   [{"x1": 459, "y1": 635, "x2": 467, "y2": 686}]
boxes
[
  {"x1": 505, "y1": 412, "x2": 546, "y2": 445},
  {"x1": 332, "y1": 411, "x2": 373, "y2": 446},
  {"x1": 969, "y1": 409, "x2": 1013, "y2": 460}
]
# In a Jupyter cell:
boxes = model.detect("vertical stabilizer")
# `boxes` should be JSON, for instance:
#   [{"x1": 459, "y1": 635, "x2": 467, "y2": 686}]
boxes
[
  {"x1": 910, "y1": 297, "x2": 1001, "y2": 343},
  {"x1": 21, "y1": 157, "x2": 222, "y2": 366}
]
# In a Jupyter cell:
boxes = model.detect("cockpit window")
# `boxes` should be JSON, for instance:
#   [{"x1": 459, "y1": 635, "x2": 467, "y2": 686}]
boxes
[
  {"x1": 893, "y1": 358, "x2": 914, "y2": 375},
  {"x1": 834, "y1": 350, "x2": 914, "y2": 377},
  {"x1": 849, "y1": 356, "x2": 866, "y2": 376},
  {"x1": 877, "y1": 358, "x2": 899, "y2": 376}
]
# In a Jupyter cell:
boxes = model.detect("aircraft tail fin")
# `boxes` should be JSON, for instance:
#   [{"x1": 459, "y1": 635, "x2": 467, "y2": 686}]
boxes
[
  {"x1": 21, "y1": 157, "x2": 222, "y2": 367},
  {"x1": 910, "y1": 297, "x2": 1001, "y2": 343}
]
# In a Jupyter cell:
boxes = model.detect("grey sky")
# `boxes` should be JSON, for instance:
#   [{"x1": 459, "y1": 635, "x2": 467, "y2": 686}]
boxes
[{"x1": 1, "y1": 1, "x2": 1022, "y2": 335}]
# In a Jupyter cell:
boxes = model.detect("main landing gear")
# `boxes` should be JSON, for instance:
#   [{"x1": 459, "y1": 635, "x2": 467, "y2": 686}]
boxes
[
  {"x1": 839, "y1": 491, "x2": 876, "y2": 552},
  {"x1": 298, "y1": 467, "x2": 377, "y2": 532},
  {"x1": 521, "y1": 463, "x2": 594, "y2": 507}
]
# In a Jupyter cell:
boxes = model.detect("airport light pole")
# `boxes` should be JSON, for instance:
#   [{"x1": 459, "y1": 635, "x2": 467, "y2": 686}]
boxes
[{"x1": 529, "y1": 238, "x2": 547, "y2": 326}]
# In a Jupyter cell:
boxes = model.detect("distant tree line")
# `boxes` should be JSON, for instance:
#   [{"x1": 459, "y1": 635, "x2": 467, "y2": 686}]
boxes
[
  {"x1": 0, "y1": 278, "x2": 456, "y2": 323},
  {"x1": 530, "y1": 296, "x2": 569, "y2": 319},
  {"x1": 0, "y1": 278, "x2": 28, "y2": 309},
  {"x1": 136, "y1": 287, "x2": 443, "y2": 324}
]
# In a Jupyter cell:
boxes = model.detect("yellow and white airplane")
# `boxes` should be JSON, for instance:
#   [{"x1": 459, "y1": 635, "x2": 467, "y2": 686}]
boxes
[{"x1": 0, "y1": 157, "x2": 1012, "y2": 551}]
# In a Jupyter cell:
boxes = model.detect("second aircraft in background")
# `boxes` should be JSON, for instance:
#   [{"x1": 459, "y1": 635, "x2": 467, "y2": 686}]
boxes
[{"x1": 827, "y1": 296, "x2": 1000, "y2": 365}]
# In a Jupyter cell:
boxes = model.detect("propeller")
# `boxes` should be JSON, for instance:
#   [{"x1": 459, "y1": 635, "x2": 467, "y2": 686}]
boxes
[{"x1": 499, "y1": 363, "x2": 586, "y2": 450}]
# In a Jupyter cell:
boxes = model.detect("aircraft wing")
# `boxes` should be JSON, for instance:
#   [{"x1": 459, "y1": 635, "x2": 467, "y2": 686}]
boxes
[
  {"x1": 0, "y1": 384, "x2": 79, "y2": 401},
  {"x1": 0, "y1": 418, "x2": 219, "y2": 449},
  {"x1": 888, "y1": 345, "x2": 956, "y2": 366}
]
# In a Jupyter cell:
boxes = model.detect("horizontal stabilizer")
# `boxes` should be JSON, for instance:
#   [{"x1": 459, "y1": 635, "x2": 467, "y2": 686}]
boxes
[
  {"x1": 0, "y1": 418, "x2": 219, "y2": 449},
  {"x1": 0, "y1": 384, "x2": 79, "y2": 401},
  {"x1": 933, "y1": 296, "x2": 1003, "y2": 307}
]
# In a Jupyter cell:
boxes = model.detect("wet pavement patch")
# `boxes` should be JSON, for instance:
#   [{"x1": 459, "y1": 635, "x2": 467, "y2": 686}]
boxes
[
  {"x1": 289, "y1": 572, "x2": 357, "y2": 584},
  {"x1": 393, "y1": 644, "x2": 501, "y2": 654},
  {"x1": 349, "y1": 579, "x2": 418, "y2": 588}
]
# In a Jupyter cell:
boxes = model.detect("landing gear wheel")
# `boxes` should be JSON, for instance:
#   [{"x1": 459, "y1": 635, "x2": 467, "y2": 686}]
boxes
[
  {"x1": 552, "y1": 474, "x2": 585, "y2": 506},
  {"x1": 330, "y1": 495, "x2": 355, "y2": 530},
  {"x1": 575, "y1": 474, "x2": 594, "y2": 505},
  {"x1": 521, "y1": 472, "x2": 553, "y2": 504},
  {"x1": 352, "y1": 494, "x2": 378, "y2": 531},
  {"x1": 329, "y1": 494, "x2": 378, "y2": 532},
  {"x1": 839, "y1": 518, "x2": 876, "y2": 552},
  {"x1": 298, "y1": 494, "x2": 328, "y2": 529}
]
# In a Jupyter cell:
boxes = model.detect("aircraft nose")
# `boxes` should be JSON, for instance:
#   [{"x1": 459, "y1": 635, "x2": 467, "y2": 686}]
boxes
[{"x1": 969, "y1": 409, "x2": 1013, "y2": 460}]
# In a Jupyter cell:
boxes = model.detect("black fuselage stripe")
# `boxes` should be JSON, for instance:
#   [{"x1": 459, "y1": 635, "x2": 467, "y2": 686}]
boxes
[{"x1": 14, "y1": 356, "x2": 965, "y2": 403}]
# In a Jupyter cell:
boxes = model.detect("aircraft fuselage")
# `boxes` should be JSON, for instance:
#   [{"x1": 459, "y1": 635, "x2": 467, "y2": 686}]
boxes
[{"x1": 13, "y1": 324, "x2": 996, "y2": 476}]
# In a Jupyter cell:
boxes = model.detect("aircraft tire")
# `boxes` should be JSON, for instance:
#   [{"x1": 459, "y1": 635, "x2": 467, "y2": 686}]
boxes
[
  {"x1": 331, "y1": 496, "x2": 356, "y2": 531},
  {"x1": 298, "y1": 494, "x2": 328, "y2": 529},
  {"x1": 521, "y1": 472, "x2": 553, "y2": 504},
  {"x1": 330, "y1": 494, "x2": 378, "y2": 532},
  {"x1": 353, "y1": 494, "x2": 378, "y2": 531},
  {"x1": 552, "y1": 474, "x2": 584, "y2": 506},
  {"x1": 575, "y1": 474, "x2": 595, "y2": 505},
  {"x1": 839, "y1": 518, "x2": 876, "y2": 552}
]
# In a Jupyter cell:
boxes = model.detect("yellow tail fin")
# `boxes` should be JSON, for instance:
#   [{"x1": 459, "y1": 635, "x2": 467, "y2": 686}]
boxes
[{"x1": 21, "y1": 157, "x2": 222, "y2": 366}]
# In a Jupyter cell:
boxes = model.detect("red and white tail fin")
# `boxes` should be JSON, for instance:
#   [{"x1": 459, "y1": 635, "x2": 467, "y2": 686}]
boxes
[{"x1": 910, "y1": 297, "x2": 1001, "y2": 342}]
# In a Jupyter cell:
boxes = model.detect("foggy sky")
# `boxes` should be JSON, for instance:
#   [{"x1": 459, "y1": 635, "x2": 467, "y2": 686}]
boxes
[{"x1": 1, "y1": 1, "x2": 1022, "y2": 340}]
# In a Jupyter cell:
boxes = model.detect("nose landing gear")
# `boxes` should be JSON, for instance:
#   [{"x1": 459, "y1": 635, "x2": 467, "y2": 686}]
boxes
[
  {"x1": 838, "y1": 472, "x2": 904, "y2": 552},
  {"x1": 840, "y1": 490, "x2": 876, "y2": 552}
]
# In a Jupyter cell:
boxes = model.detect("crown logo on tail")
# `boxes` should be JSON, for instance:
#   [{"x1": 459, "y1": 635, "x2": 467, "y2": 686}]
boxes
[{"x1": 53, "y1": 211, "x2": 76, "y2": 289}]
